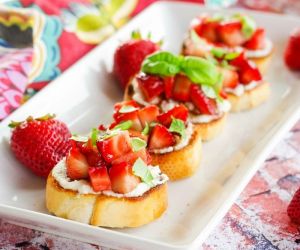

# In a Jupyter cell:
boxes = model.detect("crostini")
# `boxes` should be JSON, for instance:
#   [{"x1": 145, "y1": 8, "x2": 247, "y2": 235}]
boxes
[
  {"x1": 182, "y1": 13, "x2": 273, "y2": 73},
  {"x1": 46, "y1": 129, "x2": 168, "y2": 228},
  {"x1": 107, "y1": 100, "x2": 202, "y2": 180},
  {"x1": 124, "y1": 51, "x2": 231, "y2": 141}
]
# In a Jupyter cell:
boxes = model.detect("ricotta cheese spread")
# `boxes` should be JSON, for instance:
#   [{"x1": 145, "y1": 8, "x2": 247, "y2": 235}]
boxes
[
  {"x1": 225, "y1": 81, "x2": 260, "y2": 97},
  {"x1": 52, "y1": 160, "x2": 168, "y2": 198}
]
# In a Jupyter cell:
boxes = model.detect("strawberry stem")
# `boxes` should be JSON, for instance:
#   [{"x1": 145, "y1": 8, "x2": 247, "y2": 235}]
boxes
[{"x1": 8, "y1": 114, "x2": 56, "y2": 128}]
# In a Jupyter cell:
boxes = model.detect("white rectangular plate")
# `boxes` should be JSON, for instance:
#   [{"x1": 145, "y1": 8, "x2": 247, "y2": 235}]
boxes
[{"x1": 1, "y1": 2, "x2": 300, "y2": 250}]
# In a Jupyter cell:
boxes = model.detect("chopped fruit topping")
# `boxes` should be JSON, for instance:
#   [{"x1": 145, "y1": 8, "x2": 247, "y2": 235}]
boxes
[
  {"x1": 109, "y1": 162, "x2": 141, "y2": 194},
  {"x1": 190, "y1": 84, "x2": 218, "y2": 115},
  {"x1": 172, "y1": 74, "x2": 192, "y2": 102},
  {"x1": 244, "y1": 28, "x2": 265, "y2": 50},
  {"x1": 230, "y1": 52, "x2": 248, "y2": 69},
  {"x1": 9, "y1": 114, "x2": 71, "y2": 178},
  {"x1": 148, "y1": 124, "x2": 176, "y2": 150},
  {"x1": 219, "y1": 67, "x2": 239, "y2": 89},
  {"x1": 163, "y1": 76, "x2": 175, "y2": 99},
  {"x1": 114, "y1": 100, "x2": 140, "y2": 114},
  {"x1": 88, "y1": 166, "x2": 111, "y2": 192},
  {"x1": 138, "y1": 105, "x2": 159, "y2": 127},
  {"x1": 198, "y1": 20, "x2": 219, "y2": 43},
  {"x1": 97, "y1": 131, "x2": 132, "y2": 163},
  {"x1": 239, "y1": 61, "x2": 262, "y2": 84},
  {"x1": 66, "y1": 144, "x2": 89, "y2": 180},
  {"x1": 76, "y1": 139, "x2": 105, "y2": 167},
  {"x1": 128, "y1": 129, "x2": 148, "y2": 142},
  {"x1": 191, "y1": 17, "x2": 203, "y2": 37},
  {"x1": 284, "y1": 28, "x2": 300, "y2": 71},
  {"x1": 112, "y1": 148, "x2": 150, "y2": 166},
  {"x1": 157, "y1": 105, "x2": 188, "y2": 127},
  {"x1": 218, "y1": 21, "x2": 246, "y2": 47},
  {"x1": 136, "y1": 74, "x2": 164, "y2": 101},
  {"x1": 114, "y1": 110, "x2": 142, "y2": 131},
  {"x1": 287, "y1": 187, "x2": 300, "y2": 224}
]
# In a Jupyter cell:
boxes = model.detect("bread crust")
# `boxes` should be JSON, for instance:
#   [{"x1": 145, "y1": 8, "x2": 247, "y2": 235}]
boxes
[
  {"x1": 46, "y1": 173, "x2": 168, "y2": 228},
  {"x1": 227, "y1": 81, "x2": 270, "y2": 113},
  {"x1": 248, "y1": 49, "x2": 273, "y2": 74},
  {"x1": 150, "y1": 128, "x2": 202, "y2": 181}
]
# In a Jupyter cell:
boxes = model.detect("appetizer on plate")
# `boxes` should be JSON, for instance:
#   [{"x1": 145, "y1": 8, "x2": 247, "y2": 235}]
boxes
[
  {"x1": 46, "y1": 129, "x2": 168, "y2": 228},
  {"x1": 182, "y1": 13, "x2": 273, "y2": 73},
  {"x1": 124, "y1": 51, "x2": 231, "y2": 141},
  {"x1": 109, "y1": 100, "x2": 202, "y2": 180}
]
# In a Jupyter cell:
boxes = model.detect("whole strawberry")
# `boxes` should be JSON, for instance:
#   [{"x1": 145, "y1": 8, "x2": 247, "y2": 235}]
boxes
[
  {"x1": 113, "y1": 30, "x2": 160, "y2": 89},
  {"x1": 10, "y1": 114, "x2": 71, "y2": 178},
  {"x1": 287, "y1": 187, "x2": 300, "y2": 224},
  {"x1": 284, "y1": 28, "x2": 300, "y2": 70}
]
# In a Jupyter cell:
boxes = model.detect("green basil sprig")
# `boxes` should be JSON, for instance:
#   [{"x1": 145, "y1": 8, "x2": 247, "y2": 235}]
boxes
[{"x1": 233, "y1": 13, "x2": 256, "y2": 39}]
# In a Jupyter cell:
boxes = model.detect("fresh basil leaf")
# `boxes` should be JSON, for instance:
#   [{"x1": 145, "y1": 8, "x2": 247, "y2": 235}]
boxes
[
  {"x1": 181, "y1": 56, "x2": 219, "y2": 86},
  {"x1": 142, "y1": 51, "x2": 182, "y2": 77},
  {"x1": 201, "y1": 85, "x2": 217, "y2": 99},
  {"x1": 130, "y1": 137, "x2": 147, "y2": 152},
  {"x1": 132, "y1": 158, "x2": 154, "y2": 185},
  {"x1": 71, "y1": 134, "x2": 88, "y2": 142},
  {"x1": 101, "y1": 130, "x2": 118, "y2": 140},
  {"x1": 221, "y1": 60, "x2": 236, "y2": 70},
  {"x1": 205, "y1": 54, "x2": 219, "y2": 65},
  {"x1": 119, "y1": 105, "x2": 138, "y2": 113},
  {"x1": 131, "y1": 30, "x2": 142, "y2": 40},
  {"x1": 233, "y1": 14, "x2": 256, "y2": 39},
  {"x1": 142, "y1": 122, "x2": 150, "y2": 135},
  {"x1": 150, "y1": 121, "x2": 158, "y2": 127},
  {"x1": 224, "y1": 52, "x2": 240, "y2": 60},
  {"x1": 112, "y1": 120, "x2": 133, "y2": 131},
  {"x1": 169, "y1": 118, "x2": 186, "y2": 139},
  {"x1": 211, "y1": 47, "x2": 226, "y2": 58},
  {"x1": 90, "y1": 128, "x2": 98, "y2": 146}
]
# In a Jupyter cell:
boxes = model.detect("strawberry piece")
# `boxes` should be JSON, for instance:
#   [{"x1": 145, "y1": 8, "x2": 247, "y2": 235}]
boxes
[
  {"x1": 148, "y1": 124, "x2": 176, "y2": 150},
  {"x1": 138, "y1": 105, "x2": 159, "y2": 127},
  {"x1": 109, "y1": 162, "x2": 141, "y2": 194},
  {"x1": 219, "y1": 68, "x2": 239, "y2": 89},
  {"x1": 163, "y1": 76, "x2": 174, "y2": 99},
  {"x1": 220, "y1": 89, "x2": 228, "y2": 99},
  {"x1": 287, "y1": 187, "x2": 300, "y2": 224},
  {"x1": 191, "y1": 17, "x2": 203, "y2": 36},
  {"x1": 88, "y1": 166, "x2": 111, "y2": 192},
  {"x1": 66, "y1": 144, "x2": 89, "y2": 180},
  {"x1": 239, "y1": 61, "x2": 262, "y2": 84},
  {"x1": 198, "y1": 21, "x2": 219, "y2": 43},
  {"x1": 244, "y1": 28, "x2": 265, "y2": 50},
  {"x1": 113, "y1": 39, "x2": 159, "y2": 89},
  {"x1": 157, "y1": 105, "x2": 189, "y2": 128},
  {"x1": 112, "y1": 148, "x2": 151, "y2": 166},
  {"x1": 172, "y1": 75, "x2": 192, "y2": 102},
  {"x1": 190, "y1": 84, "x2": 218, "y2": 115},
  {"x1": 128, "y1": 129, "x2": 149, "y2": 142},
  {"x1": 230, "y1": 52, "x2": 248, "y2": 69},
  {"x1": 97, "y1": 131, "x2": 132, "y2": 163},
  {"x1": 114, "y1": 100, "x2": 140, "y2": 114},
  {"x1": 10, "y1": 115, "x2": 71, "y2": 178},
  {"x1": 114, "y1": 110, "x2": 143, "y2": 131},
  {"x1": 218, "y1": 21, "x2": 246, "y2": 47},
  {"x1": 136, "y1": 74, "x2": 164, "y2": 101},
  {"x1": 284, "y1": 28, "x2": 300, "y2": 70}
]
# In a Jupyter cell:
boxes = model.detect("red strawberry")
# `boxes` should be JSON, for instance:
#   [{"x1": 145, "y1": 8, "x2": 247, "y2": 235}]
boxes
[
  {"x1": 239, "y1": 61, "x2": 262, "y2": 84},
  {"x1": 148, "y1": 124, "x2": 176, "y2": 150},
  {"x1": 218, "y1": 21, "x2": 246, "y2": 47},
  {"x1": 191, "y1": 17, "x2": 203, "y2": 37},
  {"x1": 113, "y1": 35, "x2": 159, "y2": 89},
  {"x1": 219, "y1": 67, "x2": 239, "y2": 89},
  {"x1": 198, "y1": 20, "x2": 219, "y2": 43},
  {"x1": 136, "y1": 74, "x2": 164, "y2": 101},
  {"x1": 114, "y1": 110, "x2": 143, "y2": 131},
  {"x1": 284, "y1": 28, "x2": 300, "y2": 70},
  {"x1": 114, "y1": 100, "x2": 140, "y2": 114},
  {"x1": 190, "y1": 84, "x2": 218, "y2": 115},
  {"x1": 109, "y1": 162, "x2": 141, "y2": 194},
  {"x1": 88, "y1": 166, "x2": 111, "y2": 192},
  {"x1": 10, "y1": 114, "x2": 71, "y2": 178},
  {"x1": 244, "y1": 28, "x2": 265, "y2": 50},
  {"x1": 230, "y1": 52, "x2": 248, "y2": 69},
  {"x1": 138, "y1": 105, "x2": 159, "y2": 127},
  {"x1": 157, "y1": 105, "x2": 189, "y2": 128},
  {"x1": 97, "y1": 131, "x2": 132, "y2": 163},
  {"x1": 172, "y1": 75, "x2": 192, "y2": 102},
  {"x1": 287, "y1": 187, "x2": 300, "y2": 224},
  {"x1": 66, "y1": 144, "x2": 89, "y2": 180},
  {"x1": 163, "y1": 76, "x2": 174, "y2": 99},
  {"x1": 112, "y1": 148, "x2": 151, "y2": 166}
]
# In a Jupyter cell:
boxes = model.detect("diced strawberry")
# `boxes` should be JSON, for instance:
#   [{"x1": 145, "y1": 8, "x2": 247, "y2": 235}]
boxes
[
  {"x1": 114, "y1": 110, "x2": 143, "y2": 131},
  {"x1": 163, "y1": 76, "x2": 174, "y2": 99},
  {"x1": 88, "y1": 166, "x2": 111, "y2": 192},
  {"x1": 157, "y1": 105, "x2": 189, "y2": 127},
  {"x1": 239, "y1": 61, "x2": 262, "y2": 84},
  {"x1": 109, "y1": 162, "x2": 141, "y2": 194},
  {"x1": 190, "y1": 17, "x2": 203, "y2": 36},
  {"x1": 112, "y1": 148, "x2": 151, "y2": 166},
  {"x1": 219, "y1": 68, "x2": 239, "y2": 89},
  {"x1": 136, "y1": 74, "x2": 164, "y2": 101},
  {"x1": 96, "y1": 131, "x2": 132, "y2": 163},
  {"x1": 244, "y1": 28, "x2": 265, "y2": 50},
  {"x1": 138, "y1": 105, "x2": 159, "y2": 127},
  {"x1": 199, "y1": 21, "x2": 219, "y2": 43},
  {"x1": 220, "y1": 89, "x2": 228, "y2": 99},
  {"x1": 218, "y1": 21, "x2": 246, "y2": 47},
  {"x1": 114, "y1": 100, "x2": 140, "y2": 113},
  {"x1": 284, "y1": 28, "x2": 300, "y2": 70},
  {"x1": 148, "y1": 124, "x2": 176, "y2": 150},
  {"x1": 172, "y1": 75, "x2": 192, "y2": 102},
  {"x1": 66, "y1": 145, "x2": 89, "y2": 180},
  {"x1": 229, "y1": 52, "x2": 248, "y2": 69},
  {"x1": 190, "y1": 84, "x2": 218, "y2": 115},
  {"x1": 128, "y1": 129, "x2": 149, "y2": 142},
  {"x1": 98, "y1": 124, "x2": 107, "y2": 131}
]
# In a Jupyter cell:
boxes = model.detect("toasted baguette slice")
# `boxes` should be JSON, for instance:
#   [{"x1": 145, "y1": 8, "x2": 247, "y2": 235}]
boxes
[
  {"x1": 227, "y1": 81, "x2": 270, "y2": 113},
  {"x1": 248, "y1": 47, "x2": 274, "y2": 74},
  {"x1": 150, "y1": 128, "x2": 202, "y2": 181},
  {"x1": 193, "y1": 113, "x2": 227, "y2": 142},
  {"x1": 46, "y1": 173, "x2": 168, "y2": 228}
]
